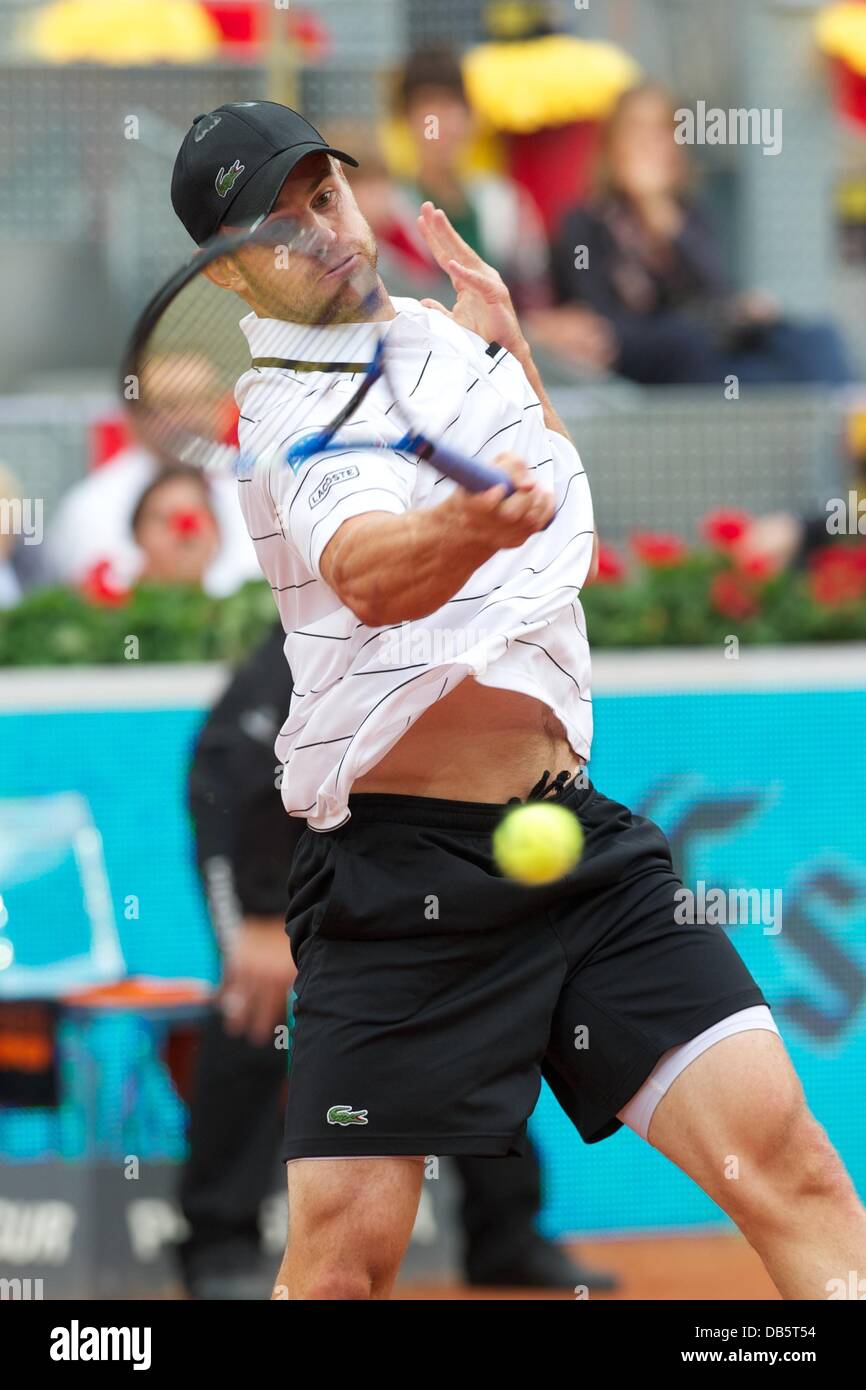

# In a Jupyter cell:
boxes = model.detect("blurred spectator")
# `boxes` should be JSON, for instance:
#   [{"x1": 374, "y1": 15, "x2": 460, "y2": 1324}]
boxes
[
  {"x1": 733, "y1": 512, "x2": 823, "y2": 573},
  {"x1": 0, "y1": 464, "x2": 40, "y2": 606},
  {"x1": 44, "y1": 443, "x2": 260, "y2": 597},
  {"x1": 131, "y1": 465, "x2": 220, "y2": 587},
  {"x1": 548, "y1": 82, "x2": 855, "y2": 385},
  {"x1": 0, "y1": 543, "x2": 21, "y2": 609},
  {"x1": 726, "y1": 406, "x2": 866, "y2": 573},
  {"x1": 385, "y1": 47, "x2": 552, "y2": 313}
]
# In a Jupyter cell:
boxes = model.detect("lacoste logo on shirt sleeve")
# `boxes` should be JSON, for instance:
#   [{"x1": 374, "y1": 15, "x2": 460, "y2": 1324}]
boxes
[{"x1": 309, "y1": 465, "x2": 360, "y2": 508}]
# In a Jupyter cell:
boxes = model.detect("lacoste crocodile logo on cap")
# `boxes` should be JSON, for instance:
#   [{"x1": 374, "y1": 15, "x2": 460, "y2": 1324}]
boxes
[
  {"x1": 215, "y1": 159, "x2": 245, "y2": 197},
  {"x1": 194, "y1": 114, "x2": 222, "y2": 142}
]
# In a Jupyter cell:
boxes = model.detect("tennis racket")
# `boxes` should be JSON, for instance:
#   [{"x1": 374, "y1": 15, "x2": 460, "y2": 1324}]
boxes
[{"x1": 121, "y1": 214, "x2": 518, "y2": 498}]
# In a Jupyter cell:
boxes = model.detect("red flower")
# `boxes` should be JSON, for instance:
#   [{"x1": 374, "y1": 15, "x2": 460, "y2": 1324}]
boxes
[
  {"x1": 738, "y1": 555, "x2": 771, "y2": 580},
  {"x1": 810, "y1": 569, "x2": 864, "y2": 606},
  {"x1": 702, "y1": 508, "x2": 751, "y2": 548},
  {"x1": 807, "y1": 544, "x2": 866, "y2": 606},
  {"x1": 811, "y1": 545, "x2": 845, "y2": 571},
  {"x1": 811, "y1": 542, "x2": 866, "y2": 574},
  {"x1": 630, "y1": 532, "x2": 688, "y2": 567},
  {"x1": 594, "y1": 543, "x2": 626, "y2": 583},
  {"x1": 710, "y1": 571, "x2": 761, "y2": 621},
  {"x1": 80, "y1": 559, "x2": 130, "y2": 607}
]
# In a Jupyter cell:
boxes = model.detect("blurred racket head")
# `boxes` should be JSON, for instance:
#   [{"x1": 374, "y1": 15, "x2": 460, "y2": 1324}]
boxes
[
  {"x1": 121, "y1": 214, "x2": 385, "y2": 478},
  {"x1": 122, "y1": 214, "x2": 514, "y2": 499}
]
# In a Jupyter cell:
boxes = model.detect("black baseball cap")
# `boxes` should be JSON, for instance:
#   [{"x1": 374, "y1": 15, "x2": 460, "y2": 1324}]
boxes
[{"x1": 171, "y1": 100, "x2": 359, "y2": 245}]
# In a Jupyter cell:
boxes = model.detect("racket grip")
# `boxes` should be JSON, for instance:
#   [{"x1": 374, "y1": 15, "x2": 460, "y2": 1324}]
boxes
[
  {"x1": 419, "y1": 439, "x2": 516, "y2": 496},
  {"x1": 423, "y1": 439, "x2": 554, "y2": 532}
]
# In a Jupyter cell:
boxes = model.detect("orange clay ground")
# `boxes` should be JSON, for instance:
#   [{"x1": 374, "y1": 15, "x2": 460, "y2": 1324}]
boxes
[{"x1": 393, "y1": 1232, "x2": 780, "y2": 1300}]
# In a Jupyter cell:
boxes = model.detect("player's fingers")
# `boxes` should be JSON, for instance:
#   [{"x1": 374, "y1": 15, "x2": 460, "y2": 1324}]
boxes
[
  {"x1": 419, "y1": 298, "x2": 454, "y2": 320},
  {"x1": 416, "y1": 204, "x2": 463, "y2": 273},
  {"x1": 489, "y1": 472, "x2": 539, "y2": 517},
  {"x1": 500, "y1": 484, "x2": 555, "y2": 530},
  {"x1": 448, "y1": 259, "x2": 505, "y2": 301},
  {"x1": 527, "y1": 488, "x2": 556, "y2": 531},
  {"x1": 524, "y1": 479, "x2": 556, "y2": 524},
  {"x1": 419, "y1": 202, "x2": 482, "y2": 270},
  {"x1": 431, "y1": 211, "x2": 483, "y2": 268},
  {"x1": 497, "y1": 487, "x2": 541, "y2": 524},
  {"x1": 458, "y1": 455, "x2": 531, "y2": 515},
  {"x1": 466, "y1": 482, "x2": 510, "y2": 516},
  {"x1": 489, "y1": 451, "x2": 533, "y2": 489}
]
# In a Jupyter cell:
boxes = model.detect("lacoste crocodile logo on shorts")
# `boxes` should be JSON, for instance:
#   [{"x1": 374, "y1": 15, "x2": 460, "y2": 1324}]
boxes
[{"x1": 327, "y1": 1104, "x2": 369, "y2": 1126}]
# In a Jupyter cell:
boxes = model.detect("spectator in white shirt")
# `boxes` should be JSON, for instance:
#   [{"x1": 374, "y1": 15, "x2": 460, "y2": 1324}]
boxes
[{"x1": 44, "y1": 444, "x2": 261, "y2": 596}]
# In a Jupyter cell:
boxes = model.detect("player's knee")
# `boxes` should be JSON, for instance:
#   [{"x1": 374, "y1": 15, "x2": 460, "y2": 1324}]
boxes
[
  {"x1": 778, "y1": 1112, "x2": 855, "y2": 1214},
  {"x1": 297, "y1": 1267, "x2": 375, "y2": 1301},
  {"x1": 271, "y1": 1256, "x2": 375, "y2": 1300},
  {"x1": 286, "y1": 1239, "x2": 399, "y2": 1300},
  {"x1": 732, "y1": 1095, "x2": 853, "y2": 1236},
  {"x1": 286, "y1": 1207, "x2": 406, "y2": 1298}
]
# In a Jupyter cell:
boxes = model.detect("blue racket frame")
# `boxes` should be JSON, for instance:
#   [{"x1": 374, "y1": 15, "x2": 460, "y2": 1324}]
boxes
[{"x1": 283, "y1": 338, "x2": 517, "y2": 496}]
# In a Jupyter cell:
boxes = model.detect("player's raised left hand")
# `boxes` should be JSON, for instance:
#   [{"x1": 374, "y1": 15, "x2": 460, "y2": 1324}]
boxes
[{"x1": 416, "y1": 201, "x2": 526, "y2": 357}]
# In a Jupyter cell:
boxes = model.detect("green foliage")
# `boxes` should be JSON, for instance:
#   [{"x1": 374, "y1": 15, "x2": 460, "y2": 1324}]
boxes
[
  {"x1": 582, "y1": 553, "x2": 866, "y2": 646},
  {"x1": 0, "y1": 582, "x2": 276, "y2": 666},
  {"x1": 2, "y1": 552, "x2": 866, "y2": 669}
]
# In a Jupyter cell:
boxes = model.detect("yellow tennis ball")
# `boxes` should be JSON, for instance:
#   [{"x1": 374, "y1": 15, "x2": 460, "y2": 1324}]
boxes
[{"x1": 492, "y1": 802, "x2": 584, "y2": 885}]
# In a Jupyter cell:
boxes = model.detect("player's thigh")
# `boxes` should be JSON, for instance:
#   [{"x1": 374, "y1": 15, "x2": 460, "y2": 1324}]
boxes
[{"x1": 287, "y1": 1156, "x2": 424, "y2": 1266}]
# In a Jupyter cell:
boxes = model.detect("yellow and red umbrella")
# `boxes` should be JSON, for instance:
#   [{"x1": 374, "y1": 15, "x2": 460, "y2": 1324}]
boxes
[
  {"x1": 25, "y1": 0, "x2": 330, "y2": 65},
  {"x1": 816, "y1": 1, "x2": 866, "y2": 129},
  {"x1": 463, "y1": 33, "x2": 641, "y2": 234},
  {"x1": 26, "y1": 0, "x2": 222, "y2": 64}
]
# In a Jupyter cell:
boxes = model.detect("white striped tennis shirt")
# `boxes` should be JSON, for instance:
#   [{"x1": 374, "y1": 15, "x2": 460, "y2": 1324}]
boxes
[{"x1": 235, "y1": 297, "x2": 594, "y2": 831}]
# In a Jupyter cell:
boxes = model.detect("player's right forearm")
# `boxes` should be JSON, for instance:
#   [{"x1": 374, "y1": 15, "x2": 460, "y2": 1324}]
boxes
[{"x1": 322, "y1": 499, "x2": 499, "y2": 628}]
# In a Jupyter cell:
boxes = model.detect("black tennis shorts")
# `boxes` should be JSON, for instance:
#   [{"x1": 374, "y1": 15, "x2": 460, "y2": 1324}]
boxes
[{"x1": 282, "y1": 773, "x2": 766, "y2": 1160}]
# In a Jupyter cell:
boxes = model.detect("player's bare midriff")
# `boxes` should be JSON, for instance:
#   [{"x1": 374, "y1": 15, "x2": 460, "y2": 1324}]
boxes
[{"x1": 351, "y1": 677, "x2": 583, "y2": 803}]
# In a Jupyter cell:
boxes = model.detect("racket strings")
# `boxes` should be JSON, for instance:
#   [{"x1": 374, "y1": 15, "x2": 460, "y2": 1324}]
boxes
[{"x1": 129, "y1": 218, "x2": 387, "y2": 479}]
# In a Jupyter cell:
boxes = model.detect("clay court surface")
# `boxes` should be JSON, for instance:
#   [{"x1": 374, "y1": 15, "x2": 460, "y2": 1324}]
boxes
[{"x1": 393, "y1": 1233, "x2": 780, "y2": 1300}]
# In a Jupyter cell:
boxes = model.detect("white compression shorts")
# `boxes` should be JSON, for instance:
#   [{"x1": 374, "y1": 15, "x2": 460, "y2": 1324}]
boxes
[{"x1": 615, "y1": 1003, "x2": 779, "y2": 1140}]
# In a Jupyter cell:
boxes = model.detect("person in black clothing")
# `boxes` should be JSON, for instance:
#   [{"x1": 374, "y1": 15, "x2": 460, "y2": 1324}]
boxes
[
  {"x1": 177, "y1": 622, "x2": 618, "y2": 1297},
  {"x1": 546, "y1": 82, "x2": 852, "y2": 386}
]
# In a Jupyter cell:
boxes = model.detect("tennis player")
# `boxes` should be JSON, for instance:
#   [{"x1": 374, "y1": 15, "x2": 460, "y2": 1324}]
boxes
[{"x1": 171, "y1": 102, "x2": 866, "y2": 1300}]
